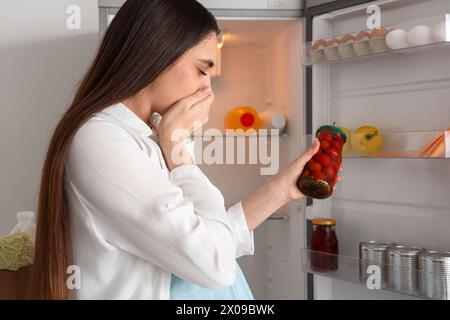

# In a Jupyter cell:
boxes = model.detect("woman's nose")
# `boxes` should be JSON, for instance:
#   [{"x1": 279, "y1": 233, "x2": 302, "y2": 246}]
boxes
[
  {"x1": 201, "y1": 77, "x2": 212, "y2": 89},
  {"x1": 199, "y1": 84, "x2": 212, "y2": 95}
]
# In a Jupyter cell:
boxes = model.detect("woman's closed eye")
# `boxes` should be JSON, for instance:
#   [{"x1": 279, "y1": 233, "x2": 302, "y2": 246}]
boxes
[{"x1": 197, "y1": 68, "x2": 208, "y2": 76}]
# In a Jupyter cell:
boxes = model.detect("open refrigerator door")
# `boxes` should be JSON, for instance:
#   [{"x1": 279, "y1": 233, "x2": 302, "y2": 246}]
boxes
[{"x1": 304, "y1": 0, "x2": 450, "y2": 300}]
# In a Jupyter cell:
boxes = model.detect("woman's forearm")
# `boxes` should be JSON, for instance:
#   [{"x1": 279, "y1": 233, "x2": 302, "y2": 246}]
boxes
[
  {"x1": 240, "y1": 139, "x2": 322, "y2": 232},
  {"x1": 241, "y1": 181, "x2": 289, "y2": 231}
]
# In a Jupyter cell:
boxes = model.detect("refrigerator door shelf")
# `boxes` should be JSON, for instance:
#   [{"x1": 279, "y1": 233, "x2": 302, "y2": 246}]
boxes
[
  {"x1": 304, "y1": 14, "x2": 450, "y2": 66},
  {"x1": 301, "y1": 249, "x2": 450, "y2": 300},
  {"x1": 307, "y1": 130, "x2": 449, "y2": 159},
  {"x1": 304, "y1": 41, "x2": 450, "y2": 66}
]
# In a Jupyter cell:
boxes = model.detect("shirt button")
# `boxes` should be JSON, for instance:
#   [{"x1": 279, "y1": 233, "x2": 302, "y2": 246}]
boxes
[{"x1": 166, "y1": 203, "x2": 175, "y2": 210}]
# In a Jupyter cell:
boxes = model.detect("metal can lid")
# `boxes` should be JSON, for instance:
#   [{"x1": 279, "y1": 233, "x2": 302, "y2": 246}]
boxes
[
  {"x1": 419, "y1": 250, "x2": 450, "y2": 261},
  {"x1": 360, "y1": 241, "x2": 394, "y2": 249},
  {"x1": 387, "y1": 245, "x2": 424, "y2": 256}
]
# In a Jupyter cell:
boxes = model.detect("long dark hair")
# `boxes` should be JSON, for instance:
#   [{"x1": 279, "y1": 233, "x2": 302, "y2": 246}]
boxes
[{"x1": 32, "y1": 0, "x2": 220, "y2": 300}]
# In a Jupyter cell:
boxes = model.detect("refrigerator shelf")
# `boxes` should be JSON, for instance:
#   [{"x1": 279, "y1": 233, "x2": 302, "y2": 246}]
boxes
[
  {"x1": 191, "y1": 130, "x2": 289, "y2": 138},
  {"x1": 303, "y1": 40, "x2": 450, "y2": 66},
  {"x1": 267, "y1": 210, "x2": 289, "y2": 221},
  {"x1": 303, "y1": 14, "x2": 450, "y2": 66},
  {"x1": 309, "y1": 130, "x2": 449, "y2": 159},
  {"x1": 301, "y1": 249, "x2": 450, "y2": 300}
]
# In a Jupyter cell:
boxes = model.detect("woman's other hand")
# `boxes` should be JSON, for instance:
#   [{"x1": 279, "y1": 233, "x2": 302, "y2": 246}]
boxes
[
  {"x1": 267, "y1": 138, "x2": 343, "y2": 202},
  {"x1": 242, "y1": 138, "x2": 343, "y2": 231},
  {"x1": 155, "y1": 86, "x2": 214, "y2": 170}
]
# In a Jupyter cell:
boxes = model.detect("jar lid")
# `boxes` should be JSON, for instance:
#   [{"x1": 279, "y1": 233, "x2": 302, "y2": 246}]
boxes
[
  {"x1": 316, "y1": 125, "x2": 347, "y2": 142},
  {"x1": 312, "y1": 218, "x2": 336, "y2": 226}
]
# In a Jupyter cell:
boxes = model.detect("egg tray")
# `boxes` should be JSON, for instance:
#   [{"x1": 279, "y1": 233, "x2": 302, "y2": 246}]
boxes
[{"x1": 303, "y1": 14, "x2": 450, "y2": 65}]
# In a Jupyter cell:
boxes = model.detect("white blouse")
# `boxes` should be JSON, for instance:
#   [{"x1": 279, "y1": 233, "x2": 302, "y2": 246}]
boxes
[{"x1": 64, "y1": 103, "x2": 254, "y2": 299}]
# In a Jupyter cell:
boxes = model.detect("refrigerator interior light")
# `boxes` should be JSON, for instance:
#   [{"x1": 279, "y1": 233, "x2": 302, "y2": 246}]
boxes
[
  {"x1": 212, "y1": 30, "x2": 225, "y2": 78},
  {"x1": 217, "y1": 29, "x2": 226, "y2": 49},
  {"x1": 211, "y1": 47, "x2": 222, "y2": 78}
]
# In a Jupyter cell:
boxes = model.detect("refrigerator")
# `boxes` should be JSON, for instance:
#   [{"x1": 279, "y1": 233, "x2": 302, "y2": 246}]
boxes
[{"x1": 99, "y1": 0, "x2": 450, "y2": 300}]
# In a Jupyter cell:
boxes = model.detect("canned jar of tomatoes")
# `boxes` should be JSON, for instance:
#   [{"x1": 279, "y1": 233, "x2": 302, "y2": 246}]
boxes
[{"x1": 297, "y1": 125, "x2": 347, "y2": 199}]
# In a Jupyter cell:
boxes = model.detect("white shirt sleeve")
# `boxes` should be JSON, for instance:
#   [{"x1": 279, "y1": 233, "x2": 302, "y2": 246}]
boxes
[
  {"x1": 226, "y1": 202, "x2": 254, "y2": 258},
  {"x1": 182, "y1": 137, "x2": 254, "y2": 258},
  {"x1": 65, "y1": 122, "x2": 253, "y2": 288}
]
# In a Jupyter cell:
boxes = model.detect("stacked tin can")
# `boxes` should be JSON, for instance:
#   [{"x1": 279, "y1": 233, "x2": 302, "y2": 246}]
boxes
[
  {"x1": 387, "y1": 245, "x2": 423, "y2": 294},
  {"x1": 419, "y1": 251, "x2": 450, "y2": 300},
  {"x1": 359, "y1": 241, "x2": 393, "y2": 286}
]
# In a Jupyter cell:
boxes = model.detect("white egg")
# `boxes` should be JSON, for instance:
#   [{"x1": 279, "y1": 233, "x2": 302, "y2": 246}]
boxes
[
  {"x1": 386, "y1": 29, "x2": 410, "y2": 50},
  {"x1": 433, "y1": 21, "x2": 446, "y2": 42},
  {"x1": 408, "y1": 25, "x2": 434, "y2": 46}
]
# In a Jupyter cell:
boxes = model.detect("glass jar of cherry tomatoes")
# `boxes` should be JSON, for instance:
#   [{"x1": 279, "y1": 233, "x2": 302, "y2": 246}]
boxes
[
  {"x1": 309, "y1": 218, "x2": 339, "y2": 272},
  {"x1": 297, "y1": 125, "x2": 347, "y2": 199}
]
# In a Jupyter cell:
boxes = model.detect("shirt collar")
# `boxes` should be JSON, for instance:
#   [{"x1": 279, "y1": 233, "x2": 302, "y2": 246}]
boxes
[{"x1": 101, "y1": 102, "x2": 154, "y2": 137}]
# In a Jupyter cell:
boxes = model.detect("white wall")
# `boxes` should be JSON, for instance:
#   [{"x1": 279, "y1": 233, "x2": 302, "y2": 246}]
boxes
[{"x1": 0, "y1": 0, "x2": 99, "y2": 234}]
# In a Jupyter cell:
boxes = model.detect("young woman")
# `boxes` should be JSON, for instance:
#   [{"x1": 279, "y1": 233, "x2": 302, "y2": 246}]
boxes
[{"x1": 32, "y1": 0, "x2": 340, "y2": 300}]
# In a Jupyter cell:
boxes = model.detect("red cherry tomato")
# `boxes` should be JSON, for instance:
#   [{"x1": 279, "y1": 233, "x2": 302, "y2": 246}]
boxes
[
  {"x1": 320, "y1": 140, "x2": 330, "y2": 150},
  {"x1": 314, "y1": 171, "x2": 326, "y2": 181},
  {"x1": 333, "y1": 161, "x2": 341, "y2": 171},
  {"x1": 308, "y1": 161, "x2": 322, "y2": 172},
  {"x1": 326, "y1": 148, "x2": 339, "y2": 160},
  {"x1": 301, "y1": 170, "x2": 310, "y2": 178},
  {"x1": 320, "y1": 132, "x2": 333, "y2": 142},
  {"x1": 317, "y1": 154, "x2": 331, "y2": 167},
  {"x1": 331, "y1": 140, "x2": 341, "y2": 150},
  {"x1": 335, "y1": 135, "x2": 344, "y2": 144},
  {"x1": 325, "y1": 166, "x2": 337, "y2": 180}
]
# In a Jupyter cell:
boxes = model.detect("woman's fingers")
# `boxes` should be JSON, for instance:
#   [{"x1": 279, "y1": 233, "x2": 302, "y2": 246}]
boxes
[
  {"x1": 189, "y1": 93, "x2": 214, "y2": 125},
  {"x1": 161, "y1": 88, "x2": 214, "y2": 136},
  {"x1": 293, "y1": 138, "x2": 320, "y2": 169},
  {"x1": 181, "y1": 86, "x2": 212, "y2": 109},
  {"x1": 190, "y1": 92, "x2": 214, "y2": 112}
]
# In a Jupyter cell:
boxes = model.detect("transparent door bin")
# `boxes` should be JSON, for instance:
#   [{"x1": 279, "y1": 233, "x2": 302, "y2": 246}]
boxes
[
  {"x1": 307, "y1": 129, "x2": 449, "y2": 159},
  {"x1": 303, "y1": 14, "x2": 450, "y2": 66},
  {"x1": 301, "y1": 249, "x2": 450, "y2": 300}
]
